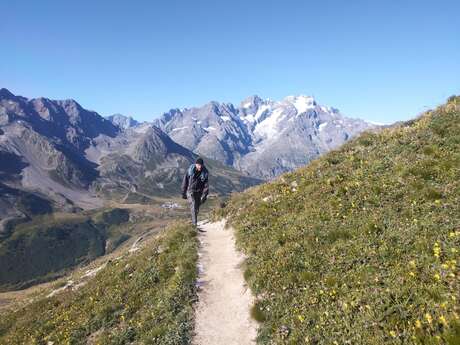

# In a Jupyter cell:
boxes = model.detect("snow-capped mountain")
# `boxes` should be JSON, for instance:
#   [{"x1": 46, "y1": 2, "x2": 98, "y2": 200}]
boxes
[{"x1": 153, "y1": 95, "x2": 380, "y2": 179}]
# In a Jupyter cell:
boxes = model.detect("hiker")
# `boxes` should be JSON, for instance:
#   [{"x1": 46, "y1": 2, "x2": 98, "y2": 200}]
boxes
[{"x1": 181, "y1": 157, "x2": 209, "y2": 228}]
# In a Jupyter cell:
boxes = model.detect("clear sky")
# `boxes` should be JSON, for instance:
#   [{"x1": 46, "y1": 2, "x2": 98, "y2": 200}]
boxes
[{"x1": 2, "y1": 0, "x2": 459, "y2": 124}]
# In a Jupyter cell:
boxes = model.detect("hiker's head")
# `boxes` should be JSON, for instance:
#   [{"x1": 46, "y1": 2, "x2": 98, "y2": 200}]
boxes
[{"x1": 195, "y1": 157, "x2": 204, "y2": 171}]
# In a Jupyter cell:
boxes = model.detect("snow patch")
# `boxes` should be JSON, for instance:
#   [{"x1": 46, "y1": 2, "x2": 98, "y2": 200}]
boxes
[
  {"x1": 171, "y1": 126, "x2": 188, "y2": 132},
  {"x1": 254, "y1": 108, "x2": 285, "y2": 138},
  {"x1": 221, "y1": 115, "x2": 231, "y2": 122},
  {"x1": 204, "y1": 126, "x2": 217, "y2": 131},
  {"x1": 285, "y1": 95, "x2": 316, "y2": 114},
  {"x1": 318, "y1": 122, "x2": 328, "y2": 132},
  {"x1": 241, "y1": 104, "x2": 271, "y2": 123},
  {"x1": 242, "y1": 114, "x2": 255, "y2": 123}
]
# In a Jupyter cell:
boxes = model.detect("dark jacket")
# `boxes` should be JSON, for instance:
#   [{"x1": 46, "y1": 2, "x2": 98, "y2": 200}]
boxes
[{"x1": 182, "y1": 164, "x2": 209, "y2": 197}]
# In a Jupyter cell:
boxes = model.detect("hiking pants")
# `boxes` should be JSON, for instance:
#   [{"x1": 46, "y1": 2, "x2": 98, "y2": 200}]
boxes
[{"x1": 187, "y1": 191, "x2": 202, "y2": 225}]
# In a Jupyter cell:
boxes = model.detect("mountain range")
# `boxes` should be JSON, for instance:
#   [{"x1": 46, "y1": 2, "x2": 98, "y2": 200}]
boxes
[
  {"x1": 152, "y1": 95, "x2": 380, "y2": 179},
  {"x1": 0, "y1": 88, "x2": 260, "y2": 232},
  {"x1": 0, "y1": 88, "x2": 381, "y2": 230}
]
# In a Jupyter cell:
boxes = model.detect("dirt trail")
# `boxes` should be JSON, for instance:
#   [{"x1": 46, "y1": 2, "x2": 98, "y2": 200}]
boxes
[{"x1": 193, "y1": 219, "x2": 258, "y2": 345}]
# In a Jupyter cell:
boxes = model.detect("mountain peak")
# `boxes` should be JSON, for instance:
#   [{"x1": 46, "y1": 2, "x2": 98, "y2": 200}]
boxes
[
  {"x1": 240, "y1": 95, "x2": 263, "y2": 109},
  {"x1": 284, "y1": 94, "x2": 315, "y2": 102},
  {"x1": 283, "y1": 95, "x2": 317, "y2": 114},
  {"x1": 51, "y1": 99, "x2": 86, "y2": 119},
  {"x1": 106, "y1": 113, "x2": 139, "y2": 129},
  {"x1": 0, "y1": 88, "x2": 16, "y2": 100}
]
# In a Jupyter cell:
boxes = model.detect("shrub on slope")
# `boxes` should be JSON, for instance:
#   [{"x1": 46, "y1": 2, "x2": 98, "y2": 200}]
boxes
[
  {"x1": 0, "y1": 222, "x2": 198, "y2": 345},
  {"x1": 214, "y1": 97, "x2": 460, "y2": 344}
]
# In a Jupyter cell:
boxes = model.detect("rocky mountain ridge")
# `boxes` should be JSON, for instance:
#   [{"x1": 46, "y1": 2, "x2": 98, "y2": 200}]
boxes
[
  {"x1": 153, "y1": 94, "x2": 380, "y2": 179},
  {"x1": 0, "y1": 89, "x2": 260, "y2": 229}
]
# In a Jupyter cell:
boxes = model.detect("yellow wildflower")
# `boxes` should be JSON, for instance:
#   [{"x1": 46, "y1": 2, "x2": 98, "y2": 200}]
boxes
[
  {"x1": 389, "y1": 330, "x2": 397, "y2": 337},
  {"x1": 425, "y1": 313, "x2": 432, "y2": 324},
  {"x1": 433, "y1": 242, "x2": 441, "y2": 256},
  {"x1": 439, "y1": 315, "x2": 447, "y2": 326},
  {"x1": 415, "y1": 319, "x2": 422, "y2": 329}
]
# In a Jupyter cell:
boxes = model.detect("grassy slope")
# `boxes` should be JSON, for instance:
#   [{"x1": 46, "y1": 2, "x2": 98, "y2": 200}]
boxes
[
  {"x1": 0, "y1": 208, "x2": 132, "y2": 291},
  {"x1": 0, "y1": 221, "x2": 198, "y2": 345},
  {"x1": 214, "y1": 97, "x2": 460, "y2": 344}
]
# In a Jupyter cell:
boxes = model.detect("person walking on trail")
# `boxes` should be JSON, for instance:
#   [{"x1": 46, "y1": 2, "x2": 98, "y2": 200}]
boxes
[{"x1": 182, "y1": 157, "x2": 209, "y2": 229}]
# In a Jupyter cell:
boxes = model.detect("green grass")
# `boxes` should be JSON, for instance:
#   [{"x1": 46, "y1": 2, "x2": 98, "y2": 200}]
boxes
[
  {"x1": 0, "y1": 208, "x2": 132, "y2": 291},
  {"x1": 0, "y1": 221, "x2": 198, "y2": 345},
  {"x1": 213, "y1": 96, "x2": 460, "y2": 344}
]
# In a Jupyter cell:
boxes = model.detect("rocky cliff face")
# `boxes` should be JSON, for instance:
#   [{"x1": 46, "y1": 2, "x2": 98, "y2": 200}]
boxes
[{"x1": 0, "y1": 88, "x2": 118, "y2": 224}]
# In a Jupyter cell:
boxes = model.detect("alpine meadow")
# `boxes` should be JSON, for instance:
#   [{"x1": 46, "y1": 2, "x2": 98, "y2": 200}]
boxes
[{"x1": 212, "y1": 96, "x2": 460, "y2": 344}]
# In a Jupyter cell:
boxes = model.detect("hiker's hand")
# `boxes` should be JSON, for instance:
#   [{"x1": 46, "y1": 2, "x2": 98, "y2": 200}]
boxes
[
  {"x1": 182, "y1": 194, "x2": 187, "y2": 199},
  {"x1": 200, "y1": 196, "x2": 207, "y2": 204}
]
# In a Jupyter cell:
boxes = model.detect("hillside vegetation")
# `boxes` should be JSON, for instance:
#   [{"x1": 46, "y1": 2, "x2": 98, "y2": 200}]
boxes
[
  {"x1": 214, "y1": 96, "x2": 460, "y2": 344},
  {"x1": 0, "y1": 208, "x2": 132, "y2": 291},
  {"x1": 0, "y1": 222, "x2": 198, "y2": 344}
]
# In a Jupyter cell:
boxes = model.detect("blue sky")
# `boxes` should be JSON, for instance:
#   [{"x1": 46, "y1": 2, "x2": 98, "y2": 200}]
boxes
[{"x1": 2, "y1": 0, "x2": 459, "y2": 123}]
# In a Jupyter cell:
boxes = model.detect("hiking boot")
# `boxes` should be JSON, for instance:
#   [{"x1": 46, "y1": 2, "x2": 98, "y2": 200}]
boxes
[{"x1": 194, "y1": 224, "x2": 206, "y2": 233}]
